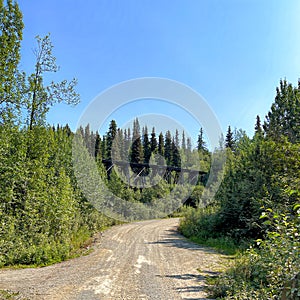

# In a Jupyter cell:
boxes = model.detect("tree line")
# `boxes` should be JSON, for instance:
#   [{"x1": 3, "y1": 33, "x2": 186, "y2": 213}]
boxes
[{"x1": 79, "y1": 118, "x2": 208, "y2": 170}]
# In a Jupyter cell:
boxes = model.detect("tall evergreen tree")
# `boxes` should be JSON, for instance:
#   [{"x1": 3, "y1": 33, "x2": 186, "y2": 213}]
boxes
[
  {"x1": 254, "y1": 115, "x2": 263, "y2": 140},
  {"x1": 101, "y1": 135, "x2": 108, "y2": 160},
  {"x1": 106, "y1": 120, "x2": 117, "y2": 160},
  {"x1": 225, "y1": 125, "x2": 235, "y2": 150},
  {"x1": 157, "y1": 132, "x2": 165, "y2": 165},
  {"x1": 94, "y1": 131, "x2": 101, "y2": 159},
  {"x1": 164, "y1": 130, "x2": 172, "y2": 165},
  {"x1": 142, "y1": 126, "x2": 151, "y2": 164},
  {"x1": 181, "y1": 131, "x2": 186, "y2": 151},
  {"x1": 255, "y1": 115, "x2": 262, "y2": 135},
  {"x1": 84, "y1": 124, "x2": 93, "y2": 156},
  {"x1": 197, "y1": 127, "x2": 207, "y2": 151},
  {"x1": 150, "y1": 127, "x2": 157, "y2": 153},
  {"x1": 175, "y1": 129, "x2": 180, "y2": 149},
  {"x1": 130, "y1": 118, "x2": 143, "y2": 167},
  {"x1": 117, "y1": 128, "x2": 127, "y2": 161},
  {"x1": 124, "y1": 128, "x2": 131, "y2": 161},
  {"x1": 263, "y1": 79, "x2": 300, "y2": 143},
  {"x1": 64, "y1": 123, "x2": 72, "y2": 137},
  {"x1": 185, "y1": 136, "x2": 192, "y2": 162},
  {"x1": 171, "y1": 137, "x2": 181, "y2": 168},
  {"x1": 186, "y1": 137, "x2": 192, "y2": 153},
  {"x1": 111, "y1": 128, "x2": 123, "y2": 161}
]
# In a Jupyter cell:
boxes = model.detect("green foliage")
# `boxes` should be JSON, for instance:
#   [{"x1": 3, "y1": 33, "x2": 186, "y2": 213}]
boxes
[
  {"x1": 212, "y1": 205, "x2": 300, "y2": 299},
  {"x1": 181, "y1": 79, "x2": 300, "y2": 299},
  {"x1": 0, "y1": 0, "x2": 24, "y2": 123},
  {"x1": 213, "y1": 136, "x2": 300, "y2": 241},
  {"x1": 264, "y1": 79, "x2": 300, "y2": 143},
  {"x1": 179, "y1": 206, "x2": 239, "y2": 255},
  {"x1": 142, "y1": 126, "x2": 151, "y2": 164},
  {"x1": 25, "y1": 35, "x2": 80, "y2": 130},
  {"x1": 0, "y1": 4, "x2": 113, "y2": 268},
  {"x1": 197, "y1": 127, "x2": 207, "y2": 152},
  {"x1": 0, "y1": 126, "x2": 113, "y2": 267},
  {"x1": 179, "y1": 206, "x2": 218, "y2": 239},
  {"x1": 225, "y1": 126, "x2": 235, "y2": 150},
  {"x1": 130, "y1": 118, "x2": 143, "y2": 170},
  {"x1": 0, "y1": 289, "x2": 24, "y2": 300}
]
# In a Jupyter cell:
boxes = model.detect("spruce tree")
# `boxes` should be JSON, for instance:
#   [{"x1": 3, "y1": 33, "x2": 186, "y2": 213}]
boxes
[
  {"x1": 130, "y1": 118, "x2": 143, "y2": 168},
  {"x1": 84, "y1": 124, "x2": 93, "y2": 156},
  {"x1": 171, "y1": 137, "x2": 181, "y2": 168},
  {"x1": 124, "y1": 128, "x2": 131, "y2": 161},
  {"x1": 101, "y1": 135, "x2": 108, "y2": 160},
  {"x1": 182, "y1": 131, "x2": 186, "y2": 150},
  {"x1": 112, "y1": 128, "x2": 123, "y2": 161},
  {"x1": 225, "y1": 125, "x2": 235, "y2": 150},
  {"x1": 150, "y1": 127, "x2": 157, "y2": 153},
  {"x1": 142, "y1": 126, "x2": 151, "y2": 164},
  {"x1": 197, "y1": 127, "x2": 207, "y2": 152},
  {"x1": 106, "y1": 120, "x2": 117, "y2": 160},
  {"x1": 117, "y1": 128, "x2": 126, "y2": 161},
  {"x1": 254, "y1": 115, "x2": 263, "y2": 137},
  {"x1": 94, "y1": 131, "x2": 101, "y2": 159},
  {"x1": 157, "y1": 132, "x2": 165, "y2": 165},
  {"x1": 263, "y1": 79, "x2": 300, "y2": 143},
  {"x1": 164, "y1": 130, "x2": 172, "y2": 166},
  {"x1": 186, "y1": 137, "x2": 192, "y2": 164},
  {"x1": 175, "y1": 129, "x2": 180, "y2": 149},
  {"x1": 64, "y1": 124, "x2": 72, "y2": 137}
]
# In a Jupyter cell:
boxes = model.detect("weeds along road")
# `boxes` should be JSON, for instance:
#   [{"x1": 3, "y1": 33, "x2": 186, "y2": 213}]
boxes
[{"x1": 0, "y1": 218, "x2": 223, "y2": 300}]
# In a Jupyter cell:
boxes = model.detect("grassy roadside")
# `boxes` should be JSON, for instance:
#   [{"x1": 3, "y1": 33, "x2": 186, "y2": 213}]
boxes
[
  {"x1": 0, "y1": 290, "x2": 28, "y2": 300},
  {"x1": 179, "y1": 207, "x2": 300, "y2": 299},
  {"x1": 181, "y1": 229, "x2": 242, "y2": 299},
  {"x1": 187, "y1": 235, "x2": 241, "y2": 256},
  {"x1": 0, "y1": 222, "x2": 119, "y2": 271}
]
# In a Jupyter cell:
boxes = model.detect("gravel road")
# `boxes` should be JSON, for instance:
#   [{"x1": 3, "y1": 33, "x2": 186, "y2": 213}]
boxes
[{"x1": 0, "y1": 218, "x2": 223, "y2": 300}]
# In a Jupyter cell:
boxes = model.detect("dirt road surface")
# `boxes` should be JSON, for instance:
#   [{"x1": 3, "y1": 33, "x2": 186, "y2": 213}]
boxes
[{"x1": 0, "y1": 218, "x2": 224, "y2": 300}]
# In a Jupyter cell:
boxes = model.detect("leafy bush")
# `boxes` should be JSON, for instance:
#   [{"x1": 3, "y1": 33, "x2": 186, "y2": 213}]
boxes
[
  {"x1": 212, "y1": 204, "x2": 300, "y2": 299},
  {"x1": 179, "y1": 206, "x2": 240, "y2": 255},
  {"x1": 0, "y1": 126, "x2": 114, "y2": 267}
]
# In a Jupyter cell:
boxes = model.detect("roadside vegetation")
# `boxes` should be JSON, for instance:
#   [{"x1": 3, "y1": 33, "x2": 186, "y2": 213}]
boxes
[
  {"x1": 180, "y1": 79, "x2": 300, "y2": 299},
  {"x1": 0, "y1": 0, "x2": 210, "y2": 268},
  {"x1": 1, "y1": 1, "x2": 299, "y2": 299}
]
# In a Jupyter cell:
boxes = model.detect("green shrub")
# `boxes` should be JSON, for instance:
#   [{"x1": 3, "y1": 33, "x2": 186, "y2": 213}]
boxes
[
  {"x1": 179, "y1": 206, "x2": 241, "y2": 255},
  {"x1": 212, "y1": 204, "x2": 300, "y2": 299}
]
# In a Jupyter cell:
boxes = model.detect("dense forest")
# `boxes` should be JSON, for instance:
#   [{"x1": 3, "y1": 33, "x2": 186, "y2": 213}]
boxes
[
  {"x1": 1, "y1": 1, "x2": 300, "y2": 299},
  {"x1": 73, "y1": 118, "x2": 212, "y2": 220}
]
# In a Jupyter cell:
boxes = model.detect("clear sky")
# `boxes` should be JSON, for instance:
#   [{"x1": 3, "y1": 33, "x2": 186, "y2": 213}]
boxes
[{"x1": 17, "y1": 0, "x2": 300, "y2": 144}]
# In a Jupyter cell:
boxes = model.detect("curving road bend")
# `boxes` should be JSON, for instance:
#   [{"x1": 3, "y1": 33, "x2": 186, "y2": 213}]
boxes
[{"x1": 0, "y1": 218, "x2": 223, "y2": 300}]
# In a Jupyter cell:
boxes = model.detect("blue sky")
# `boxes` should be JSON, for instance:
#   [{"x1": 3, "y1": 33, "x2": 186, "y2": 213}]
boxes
[{"x1": 18, "y1": 0, "x2": 300, "y2": 144}]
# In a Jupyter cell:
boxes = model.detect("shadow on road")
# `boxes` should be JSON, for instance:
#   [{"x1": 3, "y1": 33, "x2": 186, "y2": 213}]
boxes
[
  {"x1": 149, "y1": 226, "x2": 220, "y2": 300},
  {"x1": 147, "y1": 227, "x2": 217, "y2": 254},
  {"x1": 156, "y1": 273, "x2": 217, "y2": 300}
]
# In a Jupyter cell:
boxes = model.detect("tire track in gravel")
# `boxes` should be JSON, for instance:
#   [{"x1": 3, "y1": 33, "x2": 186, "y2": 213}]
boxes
[{"x1": 0, "y1": 218, "x2": 224, "y2": 300}]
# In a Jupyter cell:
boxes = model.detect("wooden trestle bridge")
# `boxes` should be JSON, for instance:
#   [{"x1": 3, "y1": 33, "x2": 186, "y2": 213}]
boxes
[{"x1": 102, "y1": 159, "x2": 208, "y2": 186}]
